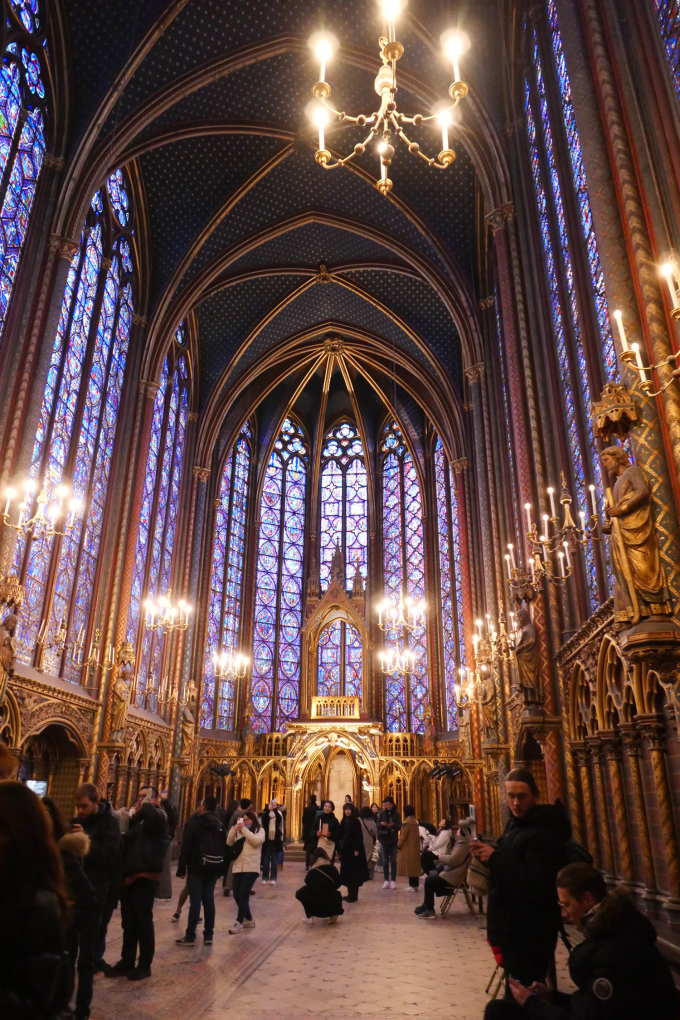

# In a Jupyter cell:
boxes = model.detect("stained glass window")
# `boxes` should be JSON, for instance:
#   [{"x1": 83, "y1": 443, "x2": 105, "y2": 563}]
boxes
[
  {"x1": 251, "y1": 418, "x2": 307, "y2": 733},
  {"x1": 12, "y1": 170, "x2": 136, "y2": 682},
  {"x1": 201, "y1": 427, "x2": 251, "y2": 730},
  {"x1": 126, "y1": 327, "x2": 190, "y2": 713},
  {"x1": 495, "y1": 290, "x2": 521, "y2": 551},
  {"x1": 0, "y1": 6, "x2": 48, "y2": 340},
  {"x1": 434, "y1": 439, "x2": 467, "y2": 732},
  {"x1": 320, "y1": 421, "x2": 367, "y2": 588},
  {"x1": 653, "y1": 1, "x2": 680, "y2": 105},
  {"x1": 525, "y1": 33, "x2": 599, "y2": 609},
  {"x1": 381, "y1": 420, "x2": 429, "y2": 734},
  {"x1": 317, "y1": 619, "x2": 362, "y2": 699}
]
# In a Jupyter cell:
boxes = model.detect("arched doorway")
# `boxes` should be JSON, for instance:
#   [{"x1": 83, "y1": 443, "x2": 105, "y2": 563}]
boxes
[
  {"x1": 22, "y1": 724, "x2": 84, "y2": 818},
  {"x1": 327, "y1": 749, "x2": 356, "y2": 810}
]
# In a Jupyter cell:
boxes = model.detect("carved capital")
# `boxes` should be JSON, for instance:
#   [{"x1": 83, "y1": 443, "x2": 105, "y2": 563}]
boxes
[
  {"x1": 571, "y1": 741, "x2": 590, "y2": 767},
  {"x1": 598, "y1": 729, "x2": 622, "y2": 761},
  {"x1": 193, "y1": 466, "x2": 211, "y2": 482},
  {"x1": 100, "y1": 257, "x2": 113, "y2": 271},
  {"x1": 464, "y1": 362, "x2": 485, "y2": 383},
  {"x1": 43, "y1": 153, "x2": 65, "y2": 171},
  {"x1": 479, "y1": 296, "x2": 495, "y2": 310},
  {"x1": 131, "y1": 313, "x2": 147, "y2": 327},
  {"x1": 139, "y1": 378, "x2": 161, "y2": 396},
  {"x1": 485, "y1": 208, "x2": 506, "y2": 235},
  {"x1": 503, "y1": 202, "x2": 516, "y2": 222},
  {"x1": 187, "y1": 412, "x2": 198, "y2": 422},
  {"x1": 451, "y1": 457, "x2": 468, "y2": 474},
  {"x1": 49, "y1": 234, "x2": 80, "y2": 261},
  {"x1": 638, "y1": 715, "x2": 667, "y2": 753},
  {"x1": 618, "y1": 722, "x2": 641, "y2": 756}
]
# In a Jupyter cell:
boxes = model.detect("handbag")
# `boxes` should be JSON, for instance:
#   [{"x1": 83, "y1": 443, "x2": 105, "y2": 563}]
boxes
[
  {"x1": 467, "y1": 855, "x2": 491, "y2": 897},
  {"x1": 317, "y1": 835, "x2": 335, "y2": 858},
  {"x1": 224, "y1": 835, "x2": 245, "y2": 864}
]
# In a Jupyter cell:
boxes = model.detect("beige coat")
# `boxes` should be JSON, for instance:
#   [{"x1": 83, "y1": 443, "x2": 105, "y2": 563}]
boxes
[
  {"x1": 227, "y1": 822, "x2": 265, "y2": 873},
  {"x1": 437, "y1": 832, "x2": 472, "y2": 888},
  {"x1": 397, "y1": 815, "x2": 421, "y2": 878}
]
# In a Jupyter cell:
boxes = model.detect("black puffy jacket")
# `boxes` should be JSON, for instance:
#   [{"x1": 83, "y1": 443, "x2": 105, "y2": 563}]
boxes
[
  {"x1": 59, "y1": 831, "x2": 97, "y2": 919},
  {"x1": 524, "y1": 888, "x2": 679, "y2": 1019},
  {"x1": 120, "y1": 803, "x2": 169, "y2": 878},
  {"x1": 487, "y1": 803, "x2": 571, "y2": 947},
  {"x1": 78, "y1": 800, "x2": 121, "y2": 904},
  {"x1": 177, "y1": 810, "x2": 225, "y2": 878}
]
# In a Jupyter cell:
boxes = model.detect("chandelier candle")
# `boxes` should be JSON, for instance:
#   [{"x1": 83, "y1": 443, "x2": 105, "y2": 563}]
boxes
[{"x1": 613, "y1": 309, "x2": 630, "y2": 353}]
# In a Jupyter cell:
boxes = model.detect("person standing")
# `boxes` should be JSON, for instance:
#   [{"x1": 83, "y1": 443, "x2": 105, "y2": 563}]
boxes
[
  {"x1": 397, "y1": 804, "x2": 421, "y2": 891},
  {"x1": 260, "y1": 798, "x2": 284, "y2": 885},
  {"x1": 175, "y1": 795, "x2": 226, "y2": 946},
  {"x1": 220, "y1": 797, "x2": 239, "y2": 896},
  {"x1": 295, "y1": 847, "x2": 343, "y2": 924},
  {"x1": 377, "y1": 796, "x2": 402, "y2": 889},
  {"x1": 470, "y1": 767, "x2": 570, "y2": 998},
  {"x1": 339, "y1": 803, "x2": 369, "y2": 902},
  {"x1": 359, "y1": 806, "x2": 378, "y2": 879},
  {"x1": 301, "y1": 794, "x2": 319, "y2": 870},
  {"x1": 312, "y1": 800, "x2": 341, "y2": 862},
  {"x1": 227, "y1": 809, "x2": 264, "y2": 933},
  {"x1": 107, "y1": 796, "x2": 169, "y2": 981}
]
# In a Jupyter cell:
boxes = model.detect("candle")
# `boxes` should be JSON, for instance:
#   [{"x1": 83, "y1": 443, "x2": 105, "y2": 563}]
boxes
[
  {"x1": 558, "y1": 551, "x2": 565, "y2": 577},
  {"x1": 631, "y1": 343, "x2": 648, "y2": 383},
  {"x1": 547, "y1": 486, "x2": 557, "y2": 519},
  {"x1": 505, "y1": 553, "x2": 511, "y2": 577},
  {"x1": 37, "y1": 619, "x2": 46, "y2": 644},
  {"x1": 524, "y1": 503, "x2": 533, "y2": 531},
  {"x1": 589, "y1": 484, "x2": 598, "y2": 516},
  {"x1": 563, "y1": 541, "x2": 571, "y2": 569},
  {"x1": 507, "y1": 543, "x2": 516, "y2": 570},
  {"x1": 437, "y1": 110, "x2": 450, "y2": 152},
  {"x1": 613, "y1": 309, "x2": 630, "y2": 353},
  {"x1": 445, "y1": 32, "x2": 463, "y2": 82},
  {"x1": 313, "y1": 106, "x2": 328, "y2": 151},
  {"x1": 378, "y1": 604, "x2": 383, "y2": 627},
  {"x1": 77, "y1": 625, "x2": 84, "y2": 647},
  {"x1": 662, "y1": 264, "x2": 680, "y2": 309},
  {"x1": 3, "y1": 488, "x2": 14, "y2": 517},
  {"x1": 529, "y1": 557, "x2": 536, "y2": 581}
]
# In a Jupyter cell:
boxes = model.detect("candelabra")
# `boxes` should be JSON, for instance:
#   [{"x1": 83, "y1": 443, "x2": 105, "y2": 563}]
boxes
[
  {"x1": 613, "y1": 306, "x2": 680, "y2": 397},
  {"x1": 308, "y1": 0, "x2": 470, "y2": 195},
  {"x1": 212, "y1": 647, "x2": 249, "y2": 681},
  {"x1": 376, "y1": 593, "x2": 425, "y2": 636},
  {"x1": 145, "y1": 591, "x2": 192, "y2": 633},
  {"x1": 378, "y1": 646, "x2": 416, "y2": 676},
  {"x1": 1, "y1": 479, "x2": 81, "y2": 539}
]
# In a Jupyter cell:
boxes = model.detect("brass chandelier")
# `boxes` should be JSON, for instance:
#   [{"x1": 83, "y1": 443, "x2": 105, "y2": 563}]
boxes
[{"x1": 308, "y1": 0, "x2": 470, "y2": 195}]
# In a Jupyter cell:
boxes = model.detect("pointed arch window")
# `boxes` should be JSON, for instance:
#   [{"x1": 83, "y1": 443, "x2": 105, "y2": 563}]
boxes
[
  {"x1": 523, "y1": 7, "x2": 613, "y2": 610},
  {"x1": 201, "y1": 424, "x2": 252, "y2": 731},
  {"x1": 251, "y1": 418, "x2": 307, "y2": 733},
  {"x1": 380, "y1": 420, "x2": 429, "y2": 734},
  {"x1": 0, "y1": 3, "x2": 49, "y2": 339},
  {"x1": 12, "y1": 171, "x2": 136, "y2": 682},
  {"x1": 434, "y1": 439, "x2": 466, "y2": 732},
  {"x1": 320, "y1": 421, "x2": 368, "y2": 589},
  {"x1": 126, "y1": 327, "x2": 190, "y2": 711},
  {"x1": 317, "y1": 619, "x2": 362, "y2": 699}
]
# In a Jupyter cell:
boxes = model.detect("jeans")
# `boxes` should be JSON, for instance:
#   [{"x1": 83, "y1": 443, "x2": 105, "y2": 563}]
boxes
[
  {"x1": 67, "y1": 908, "x2": 101, "y2": 1020},
  {"x1": 232, "y1": 871, "x2": 258, "y2": 922},
  {"x1": 262, "y1": 843, "x2": 278, "y2": 881},
  {"x1": 119, "y1": 878, "x2": 157, "y2": 970},
  {"x1": 382, "y1": 843, "x2": 398, "y2": 881},
  {"x1": 93, "y1": 899, "x2": 115, "y2": 964},
  {"x1": 186, "y1": 873, "x2": 217, "y2": 940},
  {"x1": 423, "y1": 875, "x2": 450, "y2": 909}
]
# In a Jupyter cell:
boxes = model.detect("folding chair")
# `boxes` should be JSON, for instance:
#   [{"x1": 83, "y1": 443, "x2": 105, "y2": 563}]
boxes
[
  {"x1": 439, "y1": 879, "x2": 477, "y2": 918},
  {"x1": 485, "y1": 963, "x2": 505, "y2": 999}
]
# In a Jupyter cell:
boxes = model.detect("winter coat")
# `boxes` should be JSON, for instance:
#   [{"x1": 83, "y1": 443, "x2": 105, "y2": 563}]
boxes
[
  {"x1": 360, "y1": 817, "x2": 378, "y2": 871},
  {"x1": 377, "y1": 807, "x2": 402, "y2": 845},
  {"x1": 161, "y1": 798, "x2": 179, "y2": 839},
  {"x1": 120, "y1": 803, "x2": 169, "y2": 879},
  {"x1": 260, "y1": 807, "x2": 284, "y2": 852},
  {"x1": 295, "y1": 863, "x2": 344, "y2": 919},
  {"x1": 59, "y1": 831, "x2": 97, "y2": 919},
  {"x1": 227, "y1": 823, "x2": 265, "y2": 873},
  {"x1": 397, "y1": 816, "x2": 421, "y2": 878},
  {"x1": 0, "y1": 887, "x2": 68, "y2": 1020},
  {"x1": 524, "y1": 888, "x2": 678, "y2": 1020},
  {"x1": 339, "y1": 817, "x2": 369, "y2": 888},
  {"x1": 312, "y1": 810, "x2": 341, "y2": 847},
  {"x1": 486, "y1": 803, "x2": 571, "y2": 948},
  {"x1": 437, "y1": 831, "x2": 472, "y2": 888},
  {"x1": 301, "y1": 802, "x2": 319, "y2": 847},
  {"x1": 77, "y1": 799, "x2": 121, "y2": 905},
  {"x1": 429, "y1": 827, "x2": 454, "y2": 857},
  {"x1": 177, "y1": 810, "x2": 226, "y2": 878}
]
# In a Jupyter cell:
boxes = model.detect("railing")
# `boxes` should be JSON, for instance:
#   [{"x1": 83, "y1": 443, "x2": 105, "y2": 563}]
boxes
[
  {"x1": 311, "y1": 695, "x2": 360, "y2": 719},
  {"x1": 383, "y1": 733, "x2": 418, "y2": 757}
]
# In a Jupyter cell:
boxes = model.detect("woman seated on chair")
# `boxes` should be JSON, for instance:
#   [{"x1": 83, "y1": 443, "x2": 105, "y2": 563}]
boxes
[{"x1": 414, "y1": 817, "x2": 474, "y2": 919}]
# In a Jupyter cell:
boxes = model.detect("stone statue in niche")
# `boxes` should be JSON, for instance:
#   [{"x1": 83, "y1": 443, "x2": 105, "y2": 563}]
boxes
[
  {"x1": 423, "y1": 703, "x2": 437, "y2": 756},
  {"x1": 458, "y1": 704, "x2": 473, "y2": 759},
  {"x1": 180, "y1": 680, "x2": 197, "y2": 755},
  {"x1": 242, "y1": 699, "x2": 257, "y2": 757},
  {"x1": 601, "y1": 446, "x2": 673, "y2": 626},
  {"x1": 110, "y1": 668, "x2": 131, "y2": 744},
  {"x1": 480, "y1": 675, "x2": 498, "y2": 744},
  {"x1": 513, "y1": 608, "x2": 543, "y2": 709},
  {"x1": 0, "y1": 613, "x2": 17, "y2": 706}
]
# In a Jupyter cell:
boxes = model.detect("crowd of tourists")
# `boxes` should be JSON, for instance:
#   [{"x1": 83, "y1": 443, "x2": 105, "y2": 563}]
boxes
[{"x1": 1, "y1": 736, "x2": 679, "y2": 1020}]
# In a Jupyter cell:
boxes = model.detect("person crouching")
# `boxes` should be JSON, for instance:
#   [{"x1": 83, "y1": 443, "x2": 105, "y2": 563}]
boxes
[{"x1": 295, "y1": 848, "x2": 343, "y2": 925}]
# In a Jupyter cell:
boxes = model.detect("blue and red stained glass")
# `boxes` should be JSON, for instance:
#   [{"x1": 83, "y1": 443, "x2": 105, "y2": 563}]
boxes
[
  {"x1": 251, "y1": 419, "x2": 307, "y2": 733},
  {"x1": 201, "y1": 432, "x2": 250, "y2": 730},
  {"x1": 435, "y1": 439, "x2": 467, "y2": 732},
  {"x1": 320, "y1": 421, "x2": 367, "y2": 588},
  {"x1": 9, "y1": 1, "x2": 41, "y2": 34},
  {"x1": 106, "y1": 168, "x2": 130, "y2": 227},
  {"x1": 317, "y1": 619, "x2": 362, "y2": 699},
  {"x1": 653, "y1": 1, "x2": 680, "y2": 106},
  {"x1": 381, "y1": 420, "x2": 429, "y2": 734}
]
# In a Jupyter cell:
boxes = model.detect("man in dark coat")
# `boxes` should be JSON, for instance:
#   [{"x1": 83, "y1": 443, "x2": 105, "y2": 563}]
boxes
[
  {"x1": 260, "y1": 798, "x2": 284, "y2": 884},
  {"x1": 72, "y1": 784, "x2": 121, "y2": 978},
  {"x1": 471, "y1": 767, "x2": 570, "y2": 997},
  {"x1": 301, "y1": 795, "x2": 319, "y2": 870},
  {"x1": 175, "y1": 795, "x2": 225, "y2": 946},
  {"x1": 486, "y1": 863, "x2": 679, "y2": 1019},
  {"x1": 377, "y1": 797, "x2": 402, "y2": 888},
  {"x1": 107, "y1": 799, "x2": 169, "y2": 981}
]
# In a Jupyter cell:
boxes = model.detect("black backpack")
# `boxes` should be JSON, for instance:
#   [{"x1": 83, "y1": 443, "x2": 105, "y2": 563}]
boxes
[
  {"x1": 198, "y1": 822, "x2": 226, "y2": 877},
  {"x1": 565, "y1": 837, "x2": 594, "y2": 866}
]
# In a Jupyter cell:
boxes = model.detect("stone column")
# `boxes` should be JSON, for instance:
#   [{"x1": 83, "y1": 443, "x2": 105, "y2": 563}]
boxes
[
  {"x1": 573, "y1": 744, "x2": 601, "y2": 869},
  {"x1": 114, "y1": 763, "x2": 127, "y2": 809},
  {"x1": 638, "y1": 716, "x2": 680, "y2": 906},
  {"x1": 600, "y1": 729, "x2": 634, "y2": 883},
  {"x1": 588, "y1": 737, "x2": 615, "y2": 878},
  {"x1": 619, "y1": 722, "x2": 657, "y2": 895}
]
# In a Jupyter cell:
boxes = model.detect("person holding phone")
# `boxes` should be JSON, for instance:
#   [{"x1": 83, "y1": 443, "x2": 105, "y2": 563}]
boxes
[
  {"x1": 226, "y1": 809, "x2": 264, "y2": 934},
  {"x1": 313, "y1": 800, "x2": 340, "y2": 862},
  {"x1": 377, "y1": 796, "x2": 402, "y2": 889}
]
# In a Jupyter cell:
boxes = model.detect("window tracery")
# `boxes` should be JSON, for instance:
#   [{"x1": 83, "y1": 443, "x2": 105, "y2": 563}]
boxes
[
  {"x1": 434, "y1": 439, "x2": 466, "y2": 732},
  {"x1": 320, "y1": 420, "x2": 367, "y2": 589},
  {"x1": 251, "y1": 417, "x2": 307, "y2": 733},
  {"x1": 317, "y1": 619, "x2": 362, "y2": 699},
  {"x1": 126, "y1": 326, "x2": 190, "y2": 712},
  {"x1": 201, "y1": 424, "x2": 251, "y2": 730},
  {"x1": 13, "y1": 171, "x2": 137, "y2": 682},
  {"x1": 381, "y1": 420, "x2": 429, "y2": 734}
]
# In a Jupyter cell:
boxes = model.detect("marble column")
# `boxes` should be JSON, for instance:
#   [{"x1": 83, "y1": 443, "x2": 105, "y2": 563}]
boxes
[
  {"x1": 573, "y1": 743, "x2": 601, "y2": 869},
  {"x1": 619, "y1": 722, "x2": 657, "y2": 895},
  {"x1": 587, "y1": 737, "x2": 615, "y2": 878},
  {"x1": 638, "y1": 716, "x2": 680, "y2": 906},
  {"x1": 600, "y1": 729, "x2": 634, "y2": 883}
]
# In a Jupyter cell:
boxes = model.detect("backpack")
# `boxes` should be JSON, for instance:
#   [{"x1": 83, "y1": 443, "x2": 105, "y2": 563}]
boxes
[
  {"x1": 198, "y1": 822, "x2": 226, "y2": 877},
  {"x1": 565, "y1": 837, "x2": 593, "y2": 866}
]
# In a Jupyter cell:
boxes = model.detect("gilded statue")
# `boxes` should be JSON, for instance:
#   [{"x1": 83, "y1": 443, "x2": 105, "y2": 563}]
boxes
[
  {"x1": 180, "y1": 681, "x2": 197, "y2": 755},
  {"x1": 423, "y1": 702, "x2": 437, "y2": 756},
  {"x1": 0, "y1": 613, "x2": 17, "y2": 706},
  {"x1": 513, "y1": 608, "x2": 542, "y2": 707},
  {"x1": 480, "y1": 675, "x2": 498, "y2": 743},
  {"x1": 242, "y1": 699, "x2": 257, "y2": 756},
  {"x1": 458, "y1": 704, "x2": 473, "y2": 759},
  {"x1": 601, "y1": 446, "x2": 672, "y2": 626},
  {"x1": 110, "y1": 668, "x2": 131, "y2": 744}
]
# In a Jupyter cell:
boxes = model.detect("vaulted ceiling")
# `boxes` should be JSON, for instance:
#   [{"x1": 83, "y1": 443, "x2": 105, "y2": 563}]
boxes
[{"x1": 60, "y1": 0, "x2": 509, "y2": 462}]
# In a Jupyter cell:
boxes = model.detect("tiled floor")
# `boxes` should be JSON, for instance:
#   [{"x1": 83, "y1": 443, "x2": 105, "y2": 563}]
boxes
[{"x1": 91, "y1": 864, "x2": 574, "y2": 1020}]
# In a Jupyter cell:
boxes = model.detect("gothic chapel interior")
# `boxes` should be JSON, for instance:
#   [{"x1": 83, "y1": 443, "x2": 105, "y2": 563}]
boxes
[{"x1": 6, "y1": 0, "x2": 680, "y2": 950}]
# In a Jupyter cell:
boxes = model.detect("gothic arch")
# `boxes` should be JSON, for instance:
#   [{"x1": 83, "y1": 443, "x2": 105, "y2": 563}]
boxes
[{"x1": 301, "y1": 583, "x2": 369, "y2": 717}]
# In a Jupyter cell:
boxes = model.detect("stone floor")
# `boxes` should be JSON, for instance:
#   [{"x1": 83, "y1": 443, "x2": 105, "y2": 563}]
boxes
[{"x1": 91, "y1": 864, "x2": 575, "y2": 1020}]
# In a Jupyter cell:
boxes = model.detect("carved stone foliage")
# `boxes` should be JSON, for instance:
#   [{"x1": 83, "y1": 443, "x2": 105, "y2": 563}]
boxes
[{"x1": 13, "y1": 686, "x2": 93, "y2": 752}]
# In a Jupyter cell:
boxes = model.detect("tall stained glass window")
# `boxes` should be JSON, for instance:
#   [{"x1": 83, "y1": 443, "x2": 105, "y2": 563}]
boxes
[
  {"x1": 0, "y1": 3, "x2": 48, "y2": 339},
  {"x1": 126, "y1": 327, "x2": 190, "y2": 712},
  {"x1": 381, "y1": 420, "x2": 429, "y2": 734},
  {"x1": 251, "y1": 418, "x2": 307, "y2": 733},
  {"x1": 653, "y1": 1, "x2": 680, "y2": 104},
  {"x1": 320, "y1": 421, "x2": 367, "y2": 589},
  {"x1": 12, "y1": 171, "x2": 137, "y2": 682},
  {"x1": 201, "y1": 424, "x2": 251, "y2": 730},
  {"x1": 317, "y1": 619, "x2": 362, "y2": 699},
  {"x1": 434, "y1": 439, "x2": 466, "y2": 732},
  {"x1": 524, "y1": 15, "x2": 605, "y2": 609}
]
